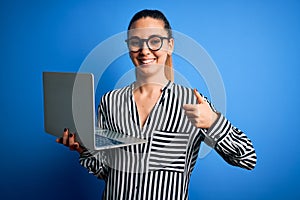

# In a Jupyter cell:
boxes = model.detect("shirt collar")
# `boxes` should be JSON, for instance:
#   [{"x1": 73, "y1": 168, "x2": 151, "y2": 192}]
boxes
[{"x1": 129, "y1": 81, "x2": 173, "y2": 93}]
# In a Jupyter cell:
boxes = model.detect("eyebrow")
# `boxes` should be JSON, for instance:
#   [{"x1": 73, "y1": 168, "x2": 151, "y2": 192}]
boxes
[{"x1": 127, "y1": 34, "x2": 167, "y2": 40}]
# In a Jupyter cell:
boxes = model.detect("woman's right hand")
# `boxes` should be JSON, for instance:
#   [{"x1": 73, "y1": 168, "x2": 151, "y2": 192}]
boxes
[{"x1": 56, "y1": 128, "x2": 85, "y2": 154}]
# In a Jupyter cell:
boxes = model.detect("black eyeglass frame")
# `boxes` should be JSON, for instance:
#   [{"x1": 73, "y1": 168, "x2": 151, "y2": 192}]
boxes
[{"x1": 125, "y1": 35, "x2": 170, "y2": 53}]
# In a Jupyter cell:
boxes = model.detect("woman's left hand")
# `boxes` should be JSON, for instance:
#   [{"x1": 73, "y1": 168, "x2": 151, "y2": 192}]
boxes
[{"x1": 182, "y1": 89, "x2": 218, "y2": 129}]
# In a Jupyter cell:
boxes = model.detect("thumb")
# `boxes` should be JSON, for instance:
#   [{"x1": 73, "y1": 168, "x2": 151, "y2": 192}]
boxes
[{"x1": 194, "y1": 88, "x2": 205, "y2": 104}]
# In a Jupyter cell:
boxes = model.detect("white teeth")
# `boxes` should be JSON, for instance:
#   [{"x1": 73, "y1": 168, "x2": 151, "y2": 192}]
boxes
[{"x1": 141, "y1": 59, "x2": 154, "y2": 64}]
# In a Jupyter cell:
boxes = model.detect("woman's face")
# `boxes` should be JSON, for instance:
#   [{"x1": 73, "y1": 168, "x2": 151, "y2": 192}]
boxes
[{"x1": 127, "y1": 17, "x2": 174, "y2": 74}]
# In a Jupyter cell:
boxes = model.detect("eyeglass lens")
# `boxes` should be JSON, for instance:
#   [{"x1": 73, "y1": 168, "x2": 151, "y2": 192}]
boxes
[{"x1": 127, "y1": 36, "x2": 165, "y2": 52}]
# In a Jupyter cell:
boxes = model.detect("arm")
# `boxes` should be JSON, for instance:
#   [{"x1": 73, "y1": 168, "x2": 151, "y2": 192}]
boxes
[
  {"x1": 56, "y1": 128, "x2": 109, "y2": 179},
  {"x1": 79, "y1": 149, "x2": 109, "y2": 180},
  {"x1": 79, "y1": 96, "x2": 110, "y2": 180},
  {"x1": 204, "y1": 113, "x2": 257, "y2": 170},
  {"x1": 55, "y1": 93, "x2": 111, "y2": 179},
  {"x1": 183, "y1": 89, "x2": 257, "y2": 170}
]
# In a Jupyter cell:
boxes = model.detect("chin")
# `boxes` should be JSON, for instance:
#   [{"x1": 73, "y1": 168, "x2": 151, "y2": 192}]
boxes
[{"x1": 136, "y1": 64, "x2": 163, "y2": 76}]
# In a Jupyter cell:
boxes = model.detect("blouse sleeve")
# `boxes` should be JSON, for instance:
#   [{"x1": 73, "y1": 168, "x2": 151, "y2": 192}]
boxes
[
  {"x1": 202, "y1": 99, "x2": 257, "y2": 170},
  {"x1": 79, "y1": 149, "x2": 109, "y2": 180},
  {"x1": 78, "y1": 95, "x2": 110, "y2": 180}
]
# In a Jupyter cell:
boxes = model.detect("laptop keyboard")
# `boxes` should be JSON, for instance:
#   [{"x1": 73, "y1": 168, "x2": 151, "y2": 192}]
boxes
[{"x1": 95, "y1": 134, "x2": 124, "y2": 147}]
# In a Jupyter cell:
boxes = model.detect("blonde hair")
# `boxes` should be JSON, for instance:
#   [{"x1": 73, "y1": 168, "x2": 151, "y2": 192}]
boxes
[{"x1": 165, "y1": 54, "x2": 174, "y2": 81}]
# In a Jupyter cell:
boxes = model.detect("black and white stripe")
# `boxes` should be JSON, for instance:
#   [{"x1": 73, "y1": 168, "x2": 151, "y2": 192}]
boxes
[{"x1": 79, "y1": 82, "x2": 257, "y2": 199}]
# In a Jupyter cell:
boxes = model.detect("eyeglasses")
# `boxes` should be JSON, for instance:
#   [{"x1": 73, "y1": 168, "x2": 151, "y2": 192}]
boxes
[{"x1": 126, "y1": 35, "x2": 170, "y2": 53}]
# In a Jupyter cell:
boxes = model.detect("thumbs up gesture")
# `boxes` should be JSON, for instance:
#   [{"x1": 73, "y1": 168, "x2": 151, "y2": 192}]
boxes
[{"x1": 182, "y1": 89, "x2": 218, "y2": 129}]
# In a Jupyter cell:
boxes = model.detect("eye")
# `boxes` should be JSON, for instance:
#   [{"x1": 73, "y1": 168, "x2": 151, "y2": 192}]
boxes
[
  {"x1": 148, "y1": 37, "x2": 161, "y2": 47},
  {"x1": 129, "y1": 38, "x2": 140, "y2": 47}
]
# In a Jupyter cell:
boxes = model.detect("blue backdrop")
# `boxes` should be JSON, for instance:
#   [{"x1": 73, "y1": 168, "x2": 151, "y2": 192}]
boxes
[{"x1": 1, "y1": 0, "x2": 299, "y2": 199}]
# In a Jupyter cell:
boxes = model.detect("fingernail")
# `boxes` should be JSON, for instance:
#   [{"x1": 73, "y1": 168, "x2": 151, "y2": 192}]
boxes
[
  {"x1": 69, "y1": 133, "x2": 73, "y2": 138},
  {"x1": 56, "y1": 137, "x2": 63, "y2": 143},
  {"x1": 64, "y1": 128, "x2": 68, "y2": 132},
  {"x1": 73, "y1": 144, "x2": 79, "y2": 149}
]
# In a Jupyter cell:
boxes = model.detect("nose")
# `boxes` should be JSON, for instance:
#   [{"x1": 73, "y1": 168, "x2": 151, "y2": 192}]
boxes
[{"x1": 140, "y1": 41, "x2": 150, "y2": 54}]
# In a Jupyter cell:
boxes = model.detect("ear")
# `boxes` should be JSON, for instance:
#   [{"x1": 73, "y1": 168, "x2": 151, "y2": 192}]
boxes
[
  {"x1": 128, "y1": 52, "x2": 133, "y2": 60},
  {"x1": 167, "y1": 38, "x2": 174, "y2": 56}
]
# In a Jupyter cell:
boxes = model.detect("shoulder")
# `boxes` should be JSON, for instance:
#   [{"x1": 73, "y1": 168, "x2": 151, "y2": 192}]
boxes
[
  {"x1": 100, "y1": 84, "x2": 132, "y2": 103},
  {"x1": 104, "y1": 85, "x2": 131, "y2": 96},
  {"x1": 171, "y1": 82, "x2": 193, "y2": 92},
  {"x1": 169, "y1": 82, "x2": 197, "y2": 104},
  {"x1": 171, "y1": 82, "x2": 195, "y2": 96}
]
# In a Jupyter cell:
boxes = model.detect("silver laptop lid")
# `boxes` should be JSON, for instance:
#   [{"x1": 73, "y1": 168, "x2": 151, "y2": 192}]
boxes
[
  {"x1": 43, "y1": 72, "x2": 95, "y2": 149},
  {"x1": 43, "y1": 72, "x2": 147, "y2": 151}
]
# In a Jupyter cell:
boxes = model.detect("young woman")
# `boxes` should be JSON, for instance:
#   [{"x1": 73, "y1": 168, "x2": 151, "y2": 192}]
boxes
[{"x1": 58, "y1": 9, "x2": 256, "y2": 200}]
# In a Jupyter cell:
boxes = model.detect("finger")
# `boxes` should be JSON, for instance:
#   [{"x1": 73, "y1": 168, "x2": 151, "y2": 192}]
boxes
[
  {"x1": 182, "y1": 104, "x2": 197, "y2": 111},
  {"x1": 56, "y1": 137, "x2": 63, "y2": 144},
  {"x1": 185, "y1": 110, "x2": 200, "y2": 118},
  {"x1": 185, "y1": 114, "x2": 200, "y2": 126},
  {"x1": 70, "y1": 142, "x2": 80, "y2": 151},
  {"x1": 63, "y1": 128, "x2": 69, "y2": 146},
  {"x1": 194, "y1": 88, "x2": 205, "y2": 104},
  {"x1": 68, "y1": 133, "x2": 75, "y2": 146},
  {"x1": 71, "y1": 142, "x2": 85, "y2": 153}
]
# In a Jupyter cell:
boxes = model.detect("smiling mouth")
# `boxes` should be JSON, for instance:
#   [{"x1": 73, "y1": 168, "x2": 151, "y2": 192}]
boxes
[{"x1": 139, "y1": 58, "x2": 156, "y2": 65}]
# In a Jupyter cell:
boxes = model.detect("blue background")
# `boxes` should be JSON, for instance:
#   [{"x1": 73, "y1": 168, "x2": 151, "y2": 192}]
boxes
[{"x1": 1, "y1": 0, "x2": 299, "y2": 199}]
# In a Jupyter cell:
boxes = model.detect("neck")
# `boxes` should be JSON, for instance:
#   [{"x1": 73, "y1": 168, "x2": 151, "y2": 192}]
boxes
[
  {"x1": 135, "y1": 66, "x2": 169, "y2": 90},
  {"x1": 134, "y1": 76, "x2": 169, "y2": 93}
]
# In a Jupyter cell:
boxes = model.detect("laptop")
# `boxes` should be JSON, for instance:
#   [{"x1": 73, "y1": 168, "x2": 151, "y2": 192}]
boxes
[{"x1": 42, "y1": 72, "x2": 147, "y2": 150}]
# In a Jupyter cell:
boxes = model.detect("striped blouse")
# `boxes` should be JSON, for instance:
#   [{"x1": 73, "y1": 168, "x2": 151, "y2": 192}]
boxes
[{"x1": 79, "y1": 81, "x2": 257, "y2": 200}]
